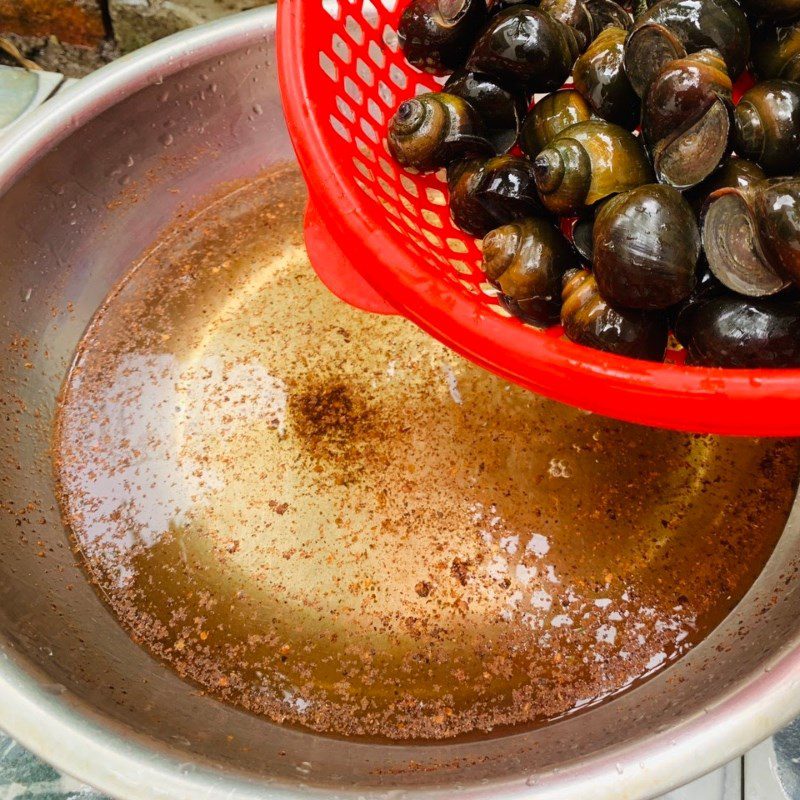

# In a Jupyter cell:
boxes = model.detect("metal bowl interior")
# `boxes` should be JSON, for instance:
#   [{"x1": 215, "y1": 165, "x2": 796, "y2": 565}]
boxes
[{"x1": 2, "y1": 8, "x2": 800, "y2": 799}]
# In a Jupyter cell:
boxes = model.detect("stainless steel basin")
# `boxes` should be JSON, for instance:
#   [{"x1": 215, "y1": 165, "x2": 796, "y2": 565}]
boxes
[{"x1": 2, "y1": 7, "x2": 800, "y2": 799}]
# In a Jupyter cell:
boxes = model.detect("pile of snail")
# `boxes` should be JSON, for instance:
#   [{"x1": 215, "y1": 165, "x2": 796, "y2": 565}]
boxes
[{"x1": 387, "y1": 0, "x2": 800, "y2": 368}]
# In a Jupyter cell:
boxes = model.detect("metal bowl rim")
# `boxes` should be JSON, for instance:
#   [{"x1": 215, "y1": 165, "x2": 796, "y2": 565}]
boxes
[{"x1": 2, "y1": 8, "x2": 800, "y2": 799}]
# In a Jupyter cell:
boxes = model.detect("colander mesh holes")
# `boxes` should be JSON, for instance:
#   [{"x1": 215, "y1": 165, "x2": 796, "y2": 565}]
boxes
[{"x1": 317, "y1": 0, "x2": 504, "y2": 306}]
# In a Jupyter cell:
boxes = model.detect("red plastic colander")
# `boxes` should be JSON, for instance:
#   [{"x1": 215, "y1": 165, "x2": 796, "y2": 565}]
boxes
[{"x1": 276, "y1": 1, "x2": 800, "y2": 436}]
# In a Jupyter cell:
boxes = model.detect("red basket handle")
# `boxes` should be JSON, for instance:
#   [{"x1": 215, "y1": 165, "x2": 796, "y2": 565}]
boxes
[{"x1": 304, "y1": 200, "x2": 397, "y2": 316}]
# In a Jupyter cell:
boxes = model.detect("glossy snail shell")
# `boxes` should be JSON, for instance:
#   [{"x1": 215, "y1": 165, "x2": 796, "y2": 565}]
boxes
[
  {"x1": 642, "y1": 49, "x2": 733, "y2": 189},
  {"x1": 702, "y1": 178, "x2": 800, "y2": 296},
  {"x1": 624, "y1": 0, "x2": 751, "y2": 98},
  {"x1": 540, "y1": 0, "x2": 596, "y2": 50},
  {"x1": 752, "y1": 21, "x2": 800, "y2": 82},
  {"x1": 573, "y1": 26, "x2": 640, "y2": 130},
  {"x1": 444, "y1": 70, "x2": 527, "y2": 155},
  {"x1": 482, "y1": 218, "x2": 576, "y2": 326},
  {"x1": 677, "y1": 294, "x2": 800, "y2": 368},
  {"x1": 734, "y1": 80, "x2": 800, "y2": 176},
  {"x1": 532, "y1": 120, "x2": 654, "y2": 216},
  {"x1": 449, "y1": 156, "x2": 543, "y2": 236},
  {"x1": 467, "y1": 6, "x2": 581, "y2": 93},
  {"x1": 738, "y1": 0, "x2": 800, "y2": 25},
  {"x1": 585, "y1": 0, "x2": 634, "y2": 32},
  {"x1": 447, "y1": 159, "x2": 498, "y2": 237},
  {"x1": 398, "y1": 0, "x2": 489, "y2": 74},
  {"x1": 561, "y1": 269, "x2": 670, "y2": 360},
  {"x1": 593, "y1": 184, "x2": 700, "y2": 310},
  {"x1": 388, "y1": 93, "x2": 493, "y2": 172},
  {"x1": 520, "y1": 90, "x2": 594, "y2": 157},
  {"x1": 687, "y1": 156, "x2": 766, "y2": 217}
]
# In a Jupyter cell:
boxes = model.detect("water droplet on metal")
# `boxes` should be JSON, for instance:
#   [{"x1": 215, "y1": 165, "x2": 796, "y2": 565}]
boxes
[
  {"x1": 252, "y1": 103, "x2": 264, "y2": 116},
  {"x1": 525, "y1": 776, "x2": 538, "y2": 787},
  {"x1": 160, "y1": 133, "x2": 175, "y2": 147},
  {"x1": 615, "y1": 763, "x2": 624, "y2": 775},
  {"x1": 126, "y1": 155, "x2": 135, "y2": 167}
]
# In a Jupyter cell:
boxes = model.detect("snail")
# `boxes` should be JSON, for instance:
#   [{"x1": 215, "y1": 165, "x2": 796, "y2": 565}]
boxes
[
  {"x1": 687, "y1": 156, "x2": 767, "y2": 217},
  {"x1": 734, "y1": 80, "x2": 800, "y2": 176},
  {"x1": 573, "y1": 27, "x2": 640, "y2": 130},
  {"x1": 571, "y1": 209, "x2": 598, "y2": 262},
  {"x1": 624, "y1": 0, "x2": 751, "y2": 98},
  {"x1": 670, "y1": 263, "x2": 725, "y2": 337},
  {"x1": 675, "y1": 293, "x2": 800, "y2": 368},
  {"x1": 561, "y1": 269, "x2": 670, "y2": 360},
  {"x1": 641, "y1": 49, "x2": 733, "y2": 189},
  {"x1": 482, "y1": 219, "x2": 576, "y2": 326},
  {"x1": 520, "y1": 90, "x2": 594, "y2": 157},
  {"x1": 448, "y1": 159, "x2": 498, "y2": 237},
  {"x1": 593, "y1": 184, "x2": 699, "y2": 309},
  {"x1": 532, "y1": 120, "x2": 654, "y2": 216},
  {"x1": 585, "y1": 0, "x2": 634, "y2": 31},
  {"x1": 449, "y1": 156, "x2": 543, "y2": 236},
  {"x1": 531, "y1": 0, "x2": 633, "y2": 52},
  {"x1": 388, "y1": 93, "x2": 494, "y2": 171},
  {"x1": 398, "y1": 0, "x2": 489, "y2": 74},
  {"x1": 738, "y1": 0, "x2": 800, "y2": 24},
  {"x1": 444, "y1": 70, "x2": 527, "y2": 155},
  {"x1": 489, "y1": 0, "x2": 529, "y2": 13},
  {"x1": 467, "y1": 6, "x2": 581, "y2": 93},
  {"x1": 540, "y1": 0, "x2": 596, "y2": 50},
  {"x1": 702, "y1": 178, "x2": 800, "y2": 296},
  {"x1": 752, "y1": 21, "x2": 800, "y2": 82}
]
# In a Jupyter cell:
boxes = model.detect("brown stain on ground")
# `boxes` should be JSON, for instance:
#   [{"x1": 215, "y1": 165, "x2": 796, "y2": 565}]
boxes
[{"x1": 0, "y1": 0, "x2": 106, "y2": 46}]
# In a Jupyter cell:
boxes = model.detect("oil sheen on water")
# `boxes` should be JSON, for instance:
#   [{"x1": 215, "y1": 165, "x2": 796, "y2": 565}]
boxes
[{"x1": 55, "y1": 165, "x2": 800, "y2": 740}]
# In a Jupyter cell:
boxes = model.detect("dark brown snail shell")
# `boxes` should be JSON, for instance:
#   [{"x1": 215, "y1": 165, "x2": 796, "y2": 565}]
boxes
[
  {"x1": 447, "y1": 159, "x2": 498, "y2": 237},
  {"x1": 687, "y1": 156, "x2": 767, "y2": 217},
  {"x1": 449, "y1": 155, "x2": 544, "y2": 236},
  {"x1": 571, "y1": 210, "x2": 597, "y2": 262},
  {"x1": 752, "y1": 22, "x2": 800, "y2": 82},
  {"x1": 482, "y1": 218, "x2": 576, "y2": 326},
  {"x1": 444, "y1": 70, "x2": 527, "y2": 154},
  {"x1": 398, "y1": 0, "x2": 489, "y2": 75},
  {"x1": 532, "y1": 120, "x2": 654, "y2": 216},
  {"x1": 676, "y1": 294, "x2": 800, "y2": 368},
  {"x1": 585, "y1": 0, "x2": 634, "y2": 32},
  {"x1": 734, "y1": 80, "x2": 800, "y2": 176},
  {"x1": 540, "y1": 0, "x2": 596, "y2": 50},
  {"x1": 520, "y1": 90, "x2": 594, "y2": 157},
  {"x1": 642, "y1": 49, "x2": 733, "y2": 189},
  {"x1": 473, "y1": 156, "x2": 543, "y2": 222},
  {"x1": 738, "y1": 0, "x2": 800, "y2": 24},
  {"x1": 670, "y1": 263, "x2": 725, "y2": 338},
  {"x1": 573, "y1": 27, "x2": 640, "y2": 130},
  {"x1": 624, "y1": 0, "x2": 751, "y2": 98},
  {"x1": 702, "y1": 178, "x2": 800, "y2": 296},
  {"x1": 593, "y1": 184, "x2": 699, "y2": 309},
  {"x1": 467, "y1": 6, "x2": 581, "y2": 93},
  {"x1": 489, "y1": 0, "x2": 529, "y2": 15},
  {"x1": 388, "y1": 93, "x2": 494, "y2": 171},
  {"x1": 561, "y1": 269, "x2": 670, "y2": 360}
]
